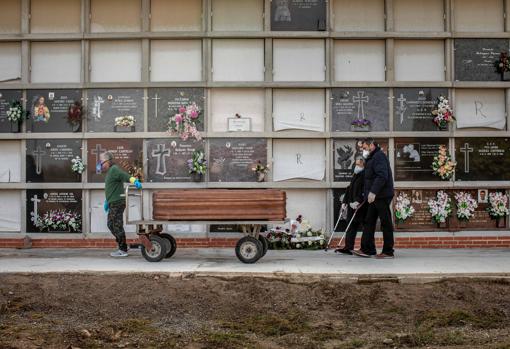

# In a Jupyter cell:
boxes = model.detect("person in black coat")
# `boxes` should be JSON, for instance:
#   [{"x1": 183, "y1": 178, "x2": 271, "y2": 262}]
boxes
[
  {"x1": 336, "y1": 156, "x2": 366, "y2": 255},
  {"x1": 353, "y1": 138, "x2": 395, "y2": 259}
]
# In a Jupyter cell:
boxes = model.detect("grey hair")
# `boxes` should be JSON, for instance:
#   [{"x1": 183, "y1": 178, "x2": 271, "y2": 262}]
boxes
[
  {"x1": 355, "y1": 156, "x2": 365, "y2": 163},
  {"x1": 102, "y1": 152, "x2": 114, "y2": 162}
]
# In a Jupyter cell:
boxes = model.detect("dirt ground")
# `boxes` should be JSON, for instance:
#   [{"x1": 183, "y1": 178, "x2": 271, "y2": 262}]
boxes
[{"x1": 1, "y1": 274, "x2": 510, "y2": 349}]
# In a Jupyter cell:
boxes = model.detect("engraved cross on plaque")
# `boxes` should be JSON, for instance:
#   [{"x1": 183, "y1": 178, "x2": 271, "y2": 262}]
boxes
[
  {"x1": 352, "y1": 91, "x2": 369, "y2": 120},
  {"x1": 30, "y1": 194, "x2": 41, "y2": 224},
  {"x1": 460, "y1": 143, "x2": 474, "y2": 173},
  {"x1": 33, "y1": 146, "x2": 46, "y2": 175},
  {"x1": 152, "y1": 93, "x2": 161, "y2": 119},
  {"x1": 93, "y1": 96, "x2": 104, "y2": 120},
  {"x1": 91, "y1": 143, "x2": 106, "y2": 174},
  {"x1": 151, "y1": 144, "x2": 171, "y2": 176},
  {"x1": 397, "y1": 93, "x2": 407, "y2": 125}
]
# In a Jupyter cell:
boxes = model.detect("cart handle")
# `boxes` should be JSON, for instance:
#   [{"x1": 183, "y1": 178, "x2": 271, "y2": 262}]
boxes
[{"x1": 125, "y1": 184, "x2": 144, "y2": 224}]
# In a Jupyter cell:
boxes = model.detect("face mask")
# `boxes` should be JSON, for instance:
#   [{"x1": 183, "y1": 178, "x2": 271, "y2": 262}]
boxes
[
  {"x1": 353, "y1": 166, "x2": 364, "y2": 174},
  {"x1": 362, "y1": 149, "x2": 370, "y2": 159}
]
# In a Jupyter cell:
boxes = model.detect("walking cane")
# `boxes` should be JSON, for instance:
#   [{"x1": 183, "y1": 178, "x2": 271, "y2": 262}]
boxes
[{"x1": 325, "y1": 201, "x2": 365, "y2": 252}]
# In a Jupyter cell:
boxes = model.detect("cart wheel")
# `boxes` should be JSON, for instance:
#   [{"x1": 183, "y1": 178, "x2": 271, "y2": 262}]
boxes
[
  {"x1": 258, "y1": 235, "x2": 269, "y2": 258},
  {"x1": 141, "y1": 235, "x2": 168, "y2": 262},
  {"x1": 235, "y1": 236, "x2": 263, "y2": 264},
  {"x1": 161, "y1": 233, "x2": 177, "y2": 259}
]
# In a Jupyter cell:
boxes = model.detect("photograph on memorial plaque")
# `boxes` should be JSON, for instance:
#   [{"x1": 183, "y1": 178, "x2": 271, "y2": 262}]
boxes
[
  {"x1": 87, "y1": 89, "x2": 144, "y2": 133},
  {"x1": 87, "y1": 139, "x2": 143, "y2": 183},
  {"x1": 26, "y1": 90, "x2": 82, "y2": 133},
  {"x1": 393, "y1": 189, "x2": 440, "y2": 231},
  {"x1": 26, "y1": 139, "x2": 82, "y2": 183},
  {"x1": 148, "y1": 88, "x2": 205, "y2": 133},
  {"x1": 0, "y1": 90, "x2": 23, "y2": 133},
  {"x1": 26, "y1": 189, "x2": 82, "y2": 233},
  {"x1": 393, "y1": 88, "x2": 448, "y2": 131},
  {"x1": 271, "y1": 0, "x2": 326, "y2": 31},
  {"x1": 147, "y1": 139, "x2": 203, "y2": 182},
  {"x1": 395, "y1": 137, "x2": 449, "y2": 181},
  {"x1": 209, "y1": 138, "x2": 267, "y2": 182},
  {"x1": 455, "y1": 137, "x2": 510, "y2": 181},
  {"x1": 331, "y1": 88, "x2": 389, "y2": 132},
  {"x1": 333, "y1": 138, "x2": 389, "y2": 182},
  {"x1": 454, "y1": 39, "x2": 509, "y2": 81}
]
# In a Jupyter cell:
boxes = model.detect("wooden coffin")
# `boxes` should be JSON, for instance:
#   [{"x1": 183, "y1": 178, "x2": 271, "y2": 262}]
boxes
[{"x1": 152, "y1": 189, "x2": 286, "y2": 221}]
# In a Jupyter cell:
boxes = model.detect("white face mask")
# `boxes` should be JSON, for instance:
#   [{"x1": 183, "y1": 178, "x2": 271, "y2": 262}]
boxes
[
  {"x1": 362, "y1": 149, "x2": 370, "y2": 159},
  {"x1": 353, "y1": 166, "x2": 364, "y2": 174}
]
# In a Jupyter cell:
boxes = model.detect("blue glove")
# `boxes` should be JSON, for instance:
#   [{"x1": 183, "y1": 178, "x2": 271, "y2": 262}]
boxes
[
  {"x1": 134, "y1": 179, "x2": 142, "y2": 189},
  {"x1": 103, "y1": 200, "x2": 109, "y2": 213}
]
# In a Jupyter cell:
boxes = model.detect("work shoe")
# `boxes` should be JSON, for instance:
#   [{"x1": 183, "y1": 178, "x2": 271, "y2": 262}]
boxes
[
  {"x1": 110, "y1": 250, "x2": 128, "y2": 258},
  {"x1": 335, "y1": 248, "x2": 353, "y2": 255},
  {"x1": 376, "y1": 253, "x2": 395, "y2": 259},
  {"x1": 352, "y1": 249, "x2": 374, "y2": 258}
]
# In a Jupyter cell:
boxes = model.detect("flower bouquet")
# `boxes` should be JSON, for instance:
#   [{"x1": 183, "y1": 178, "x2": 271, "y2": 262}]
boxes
[
  {"x1": 427, "y1": 190, "x2": 452, "y2": 226},
  {"x1": 114, "y1": 115, "x2": 135, "y2": 132},
  {"x1": 394, "y1": 192, "x2": 415, "y2": 224},
  {"x1": 290, "y1": 215, "x2": 326, "y2": 250},
  {"x1": 6, "y1": 101, "x2": 28, "y2": 131},
  {"x1": 71, "y1": 156, "x2": 85, "y2": 175},
  {"x1": 351, "y1": 118, "x2": 371, "y2": 131},
  {"x1": 432, "y1": 145, "x2": 456, "y2": 180},
  {"x1": 36, "y1": 210, "x2": 82, "y2": 232},
  {"x1": 67, "y1": 100, "x2": 83, "y2": 131},
  {"x1": 168, "y1": 102, "x2": 202, "y2": 141},
  {"x1": 495, "y1": 51, "x2": 510, "y2": 80},
  {"x1": 487, "y1": 192, "x2": 509, "y2": 227},
  {"x1": 265, "y1": 227, "x2": 292, "y2": 249},
  {"x1": 187, "y1": 149, "x2": 207, "y2": 182},
  {"x1": 431, "y1": 95, "x2": 455, "y2": 129},
  {"x1": 252, "y1": 160, "x2": 270, "y2": 182},
  {"x1": 454, "y1": 191, "x2": 477, "y2": 226}
]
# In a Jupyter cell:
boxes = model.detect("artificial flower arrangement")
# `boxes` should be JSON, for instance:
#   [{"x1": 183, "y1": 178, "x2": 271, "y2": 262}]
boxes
[
  {"x1": 432, "y1": 145, "x2": 456, "y2": 180},
  {"x1": 431, "y1": 95, "x2": 455, "y2": 129},
  {"x1": 6, "y1": 100, "x2": 28, "y2": 123},
  {"x1": 252, "y1": 160, "x2": 270, "y2": 182},
  {"x1": 264, "y1": 215, "x2": 325, "y2": 250},
  {"x1": 187, "y1": 149, "x2": 207, "y2": 175},
  {"x1": 71, "y1": 156, "x2": 85, "y2": 174},
  {"x1": 495, "y1": 51, "x2": 510, "y2": 75},
  {"x1": 36, "y1": 210, "x2": 82, "y2": 232},
  {"x1": 351, "y1": 118, "x2": 371, "y2": 129},
  {"x1": 454, "y1": 191, "x2": 478, "y2": 221},
  {"x1": 167, "y1": 102, "x2": 202, "y2": 141},
  {"x1": 427, "y1": 190, "x2": 452, "y2": 224},
  {"x1": 67, "y1": 100, "x2": 83, "y2": 124},
  {"x1": 115, "y1": 115, "x2": 135, "y2": 127},
  {"x1": 394, "y1": 192, "x2": 415, "y2": 223},
  {"x1": 487, "y1": 192, "x2": 509, "y2": 219}
]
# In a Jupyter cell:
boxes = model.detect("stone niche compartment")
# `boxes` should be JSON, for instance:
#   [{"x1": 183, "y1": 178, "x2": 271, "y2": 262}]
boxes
[
  {"x1": 332, "y1": 0, "x2": 385, "y2": 32},
  {"x1": 150, "y1": 0, "x2": 202, "y2": 31},
  {"x1": 91, "y1": 0, "x2": 141, "y2": 32},
  {"x1": 90, "y1": 190, "x2": 141, "y2": 233},
  {"x1": 0, "y1": 141, "x2": 21, "y2": 183},
  {"x1": 210, "y1": 89, "x2": 265, "y2": 132},
  {"x1": 393, "y1": 0, "x2": 444, "y2": 32},
  {"x1": 212, "y1": 0, "x2": 263, "y2": 31},
  {"x1": 394, "y1": 40, "x2": 445, "y2": 81},
  {"x1": 454, "y1": 89, "x2": 506, "y2": 130},
  {"x1": 453, "y1": 0, "x2": 504, "y2": 32},
  {"x1": 31, "y1": 42, "x2": 81, "y2": 83},
  {"x1": 212, "y1": 39, "x2": 265, "y2": 82},
  {"x1": 273, "y1": 89, "x2": 325, "y2": 132},
  {"x1": 272, "y1": 139, "x2": 325, "y2": 181},
  {"x1": 286, "y1": 189, "x2": 327, "y2": 230},
  {"x1": 0, "y1": 190, "x2": 21, "y2": 232},
  {"x1": 30, "y1": 0, "x2": 81, "y2": 33},
  {"x1": 90, "y1": 41, "x2": 142, "y2": 82},
  {"x1": 334, "y1": 40, "x2": 385, "y2": 82},
  {"x1": 273, "y1": 39, "x2": 326, "y2": 82},
  {"x1": 0, "y1": 0, "x2": 21, "y2": 34},
  {"x1": 0, "y1": 43, "x2": 21, "y2": 83},
  {"x1": 150, "y1": 40, "x2": 202, "y2": 82}
]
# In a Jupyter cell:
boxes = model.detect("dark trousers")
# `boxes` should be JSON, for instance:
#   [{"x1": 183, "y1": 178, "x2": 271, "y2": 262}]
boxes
[
  {"x1": 344, "y1": 206, "x2": 366, "y2": 250},
  {"x1": 360, "y1": 198, "x2": 394, "y2": 255},
  {"x1": 107, "y1": 202, "x2": 127, "y2": 252}
]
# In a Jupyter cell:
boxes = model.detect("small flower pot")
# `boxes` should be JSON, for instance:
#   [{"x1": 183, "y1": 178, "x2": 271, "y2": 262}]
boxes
[
  {"x1": 437, "y1": 221, "x2": 448, "y2": 229},
  {"x1": 496, "y1": 217, "x2": 506, "y2": 228},
  {"x1": 256, "y1": 172, "x2": 266, "y2": 182},
  {"x1": 190, "y1": 172, "x2": 203, "y2": 182},
  {"x1": 351, "y1": 125, "x2": 370, "y2": 132},
  {"x1": 114, "y1": 125, "x2": 135, "y2": 132}
]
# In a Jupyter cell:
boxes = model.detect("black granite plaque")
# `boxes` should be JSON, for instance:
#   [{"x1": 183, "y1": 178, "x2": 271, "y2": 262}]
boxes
[
  {"x1": 209, "y1": 138, "x2": 267, "y2": 182},
  {"x1": 393, "y1": 88, "x2": 448, "y2": 131},
  {"x1": 26, "y1": 90, "x2": 82, "y2": 133},
  {"x1": 26, "y1": 189, "x2": 82, "y2": 233},
  {"x1": 87, "y1": 89, "x2": 144, "y2": 133},
  {"x1": 454, "y1": 39, "x2": 509, "y2": 81},
  {"x1": 147, "y1": 88, "x2": 205, "y2": 132},
  {"x1": 455, "y1": 137, "x2": 510, "y2": 181},
  {"x1": 147, "y1": 139, "x2": 203, "y2": 182},
  {"x1": 26, "y1": 139, "x2": 82, "y2": 183},
  {"x1": 271, "y1": 0, "x2": 326, "y2": 31},
  {"x1": 0, "y1": 90, "x2": 23, "y2": 133},
  {"x1": 331, "y1": 88, "x2": 389, "y2": 132},
  {"x1": 87, "y1": 139, "x2": 143, "y2": 183},
  {"x1": 394, "y1": 138, "x2": 449, "y2": 181}
]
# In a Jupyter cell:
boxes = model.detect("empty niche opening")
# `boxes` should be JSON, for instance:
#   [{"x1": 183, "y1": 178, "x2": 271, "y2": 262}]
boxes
[
  {"x1": 394, "y1": 40, "x2": 445, "y2": 81},
  {"x1": 30, "y1": 0, "x2": 81, "y2": 33},
  {"x1": 332, "y1": 0, "x2": 385, "y2": 32},
  {"x1": 285, "y1": 189, "x2": 327, "y2": 230},
  {"x1": 455, "y1": 89, "x2": 506, "y2": 130},
  {"x1": 273, "y1": 39, "x2": 325, "y2": 82},
  {"x1": 273, "y1": 89, "x2": 325, "y2": 132},
  {"x1": 210, "y1": 89, "x2": 265, "y2": 132},
  {"x1": 334, "y1": 40, "x2": 385, "y2": 82},
  {"x1": 453, "y1": 0, "x2": 504, "y2": 32},
  {"x1": 394, "y1": 0, "x2": 444, "y2": 32},
  {"x1": 31, "y1": 42, "x2": 81, "y2": 83},
  {"x1": 0, "y1": 43, "x2": 21, "y2": 83},
  {"x1": 90, "y1": 41, "x2": 142, "y2": 82},
  {"x1": 150, "y1": 40, "x2": 202, "y2": 82},
  {"x1": 0, "y1": 0, "x2": 21, "y2": 34},
  {"x1": 0, "y1": 141, "x2": 21, "y2": 183},
  {"x1": 212, "y1": 39, "x2": 265, "y2": 81},
  {"x1": 91, "y1": 0, "x2": 141, "y2": 32},
  {"x1": 272, "y1": 139, "x2": 326, "y2": 181},
  {"x1": 0, "y1": 191, "x2": 21, "y2": 232},
  {"x1": 90, "y1": 190, "x2": 143, "y2": 233},
  {"x1": 150, "y1": 0, "x2": 202, "y2": 31},
  {"x1": 211, "y1": 0, "x2": 264, "y2": 31}
]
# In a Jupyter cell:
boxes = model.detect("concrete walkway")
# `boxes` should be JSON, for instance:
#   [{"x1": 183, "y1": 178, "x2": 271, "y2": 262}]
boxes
[{"x1": 1, "y1": 248, "x2": 509, "y2": 279}]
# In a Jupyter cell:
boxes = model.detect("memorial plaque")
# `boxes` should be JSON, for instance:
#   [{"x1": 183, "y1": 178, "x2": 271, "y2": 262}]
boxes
[
  {"x1": 454, "y1": 39, "x2": 509, "y2": 81},
  {"x1": 87, "y1": 139, "x2": 143, "y2": 183},
  {"x1": 455, "y1": 137, "x2": 510, "y2": 181},
  {"x1": 26, "y1": 139, "x2": 82, "y2": 183},
  {"x1": 0, "y1": 90, "x2": 22, "y2": 133},
  {"x1": 147, "y1": 139, "x2": 203, "y2": 182},
  {"x1": 26, "y1": 189, "x2": 82, "y2": 233},
  {"x1": 87, "y1": 89, "x2": 144, "y2": 132},
  {"x1": 395, "y1": 138, "x2": 449, "y2": 181},
  {"x1": 450, "y1": 189, "x2": 504, "y2": 230},
  {"x1": 271, "y1": 0, "x2": 326, "y2": 31},
  {"x1": 393, "y1": 189, "x2": 441, "y2": 231},
  {"x1": 331, "y1": 88, "x2": 389, "y2": 132},
  {"x1": 26, "y1": 90, "x2": 82, "y2": 133},
  {"x1": 393, "y1": 88, "x2": 449, "y2": 131},
  {"x1": 333, "y1": 138, "x2": 389, "y2": 182},
  {"x1": 209, "y1": 138, "x2": 267, "y2": 182},
  {"x1": 148, "y1": 88, "x2": 205, "y2": 132}
]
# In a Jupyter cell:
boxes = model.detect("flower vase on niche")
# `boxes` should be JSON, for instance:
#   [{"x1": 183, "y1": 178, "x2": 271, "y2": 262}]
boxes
[
  {"x1": 351, "y1": 118, "x2": 371, "y2": 132},
  {"x1": 257, "y1": 172, "x2": 266, "y2": 182},
  {"x1": 114, "y1": 125, "x2": 135, "y2": 132},
  {"x1": 190, "y1": 172, "x2": 203, "y2": 182},
  {"x1": 68, "y1": 101, "x2": 82, "y2": 133},
  {"x1": 114, "y1": 116, "x2": 135, "y2": 133},
  {"x1": 437, "y1": 220, "x2": 448, "y2": 229},
  {"x1": 10, "y1": 121, "x2": 21, "y2": 133}
]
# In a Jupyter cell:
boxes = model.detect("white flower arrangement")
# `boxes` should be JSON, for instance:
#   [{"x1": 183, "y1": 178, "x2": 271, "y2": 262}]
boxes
[
  {"x1": 71, "y1": 156, "x2": 85, "y2": 174},
  {"x1": 427, "y1": 190, "x2": 452, "y2": 224},
  {"x1": 454, "y1": 191, "x2": 478, "y2": 221},
  {"x1": 487, "y1": 192, "x2": 509, "y2": 219},
  {"x1": 432, "y1": 95, "x2": 455, "y2": 129},
  {"x1": 114, "y1": 115, "x2": 135, "y2": 127},
  {"x1": 394, "y1": 192, "x2": 415, "y2": 223},
  {"x1": 6, "y1": 101, "x2": 26, "y2": 123}
]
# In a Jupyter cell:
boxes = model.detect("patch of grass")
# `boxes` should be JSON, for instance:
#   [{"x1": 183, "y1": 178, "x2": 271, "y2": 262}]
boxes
[
  {"x1": 222, "y1": 312, "x2": 310, "y2": 337},
  {"x1": 202, "y1": 331, "x2": 251, "y2": 349},
  {"x1": 394, "y1": 327, "x2": 467, "y2": 347},
  {"x1": 419, "y1": 308, "x2": 507, "y2": 329}
]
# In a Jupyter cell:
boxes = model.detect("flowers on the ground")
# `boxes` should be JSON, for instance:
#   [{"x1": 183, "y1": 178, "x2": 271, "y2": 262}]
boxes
[
  {"x1": 265, "y1": 215, "x2": 325, "y2": 250},
  {"x1": 6, "y1": 101, "x2": 28, "y2": 123},
  {"x1": 394, "y1": 192, "x2": 415, "y2": 223},
  {"x1": 71, "y1": 156, "x2": 85, "y2": 174},
  {"x1": 168, "y1": 102, "x2": 202, "y2": 141},
  {"x1": 454, "y1": 191, "x2": 478, "y2": 221},
  {"x1": 431, "y1": 95, "x2": 455, "y2": 129},
  {"x1": 428, "y1": 190, "x2": 452, "y2": 223},
  {"x1": 432, "y1": 145, "x2": 456, "y2": 180},
  {"x1": 187, "y1": 149, "x2": 207, "y2": 175},
  {"x1": 487, "y1": 192, "x2": 509, "y2": 218},
  {"x1": 351, "y1": 118, "x2": 371, "y2": 128},
  {"x1": 36, "y1": 210, "x2": 81, "y2": 232},
  {"x1": 115, "y1": 115, "x2": 135, "y2": 127},
  {"x1": 495, "y1": 51, "x2": 510, "y2": 74}
]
